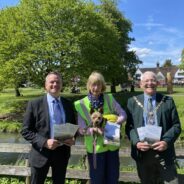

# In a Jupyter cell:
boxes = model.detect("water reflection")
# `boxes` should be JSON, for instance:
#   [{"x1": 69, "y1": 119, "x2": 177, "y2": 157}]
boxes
[
  {"x1": 0, "y1": 132, "x2": 25, "y2": 144},
  {"x1": 0, "y1": 133, "x2": 182, "y2": 169},
  {"x1": 0, "y1": 133, "x2": 86, "y2": 165},
  {"x1": 0, "y1": 133, "x2": 26, "y2": 164},
  {"x1": 0, "y1": 133, "x2": 135, "y2": 166}
]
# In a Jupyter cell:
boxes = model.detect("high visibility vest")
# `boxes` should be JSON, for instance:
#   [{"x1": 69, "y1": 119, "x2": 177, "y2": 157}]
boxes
[{"x1": 74, "y1": 93, "x2": 119, "y2": 153}]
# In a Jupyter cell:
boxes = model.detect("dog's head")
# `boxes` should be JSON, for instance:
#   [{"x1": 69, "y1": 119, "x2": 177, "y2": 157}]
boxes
[{"x1": 91, "y1": 111, "x2": 103, "y2": 128}]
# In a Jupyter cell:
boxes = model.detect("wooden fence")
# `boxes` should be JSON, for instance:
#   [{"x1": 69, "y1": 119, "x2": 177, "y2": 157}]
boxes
[{"x1": 0, "y1": 143, "x2": 184, "y2": 183}]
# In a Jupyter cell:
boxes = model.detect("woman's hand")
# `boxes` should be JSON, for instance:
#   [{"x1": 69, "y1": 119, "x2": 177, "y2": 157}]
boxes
[{"x1": 92, "y1": 127, "x2": 103, "y2": 135}]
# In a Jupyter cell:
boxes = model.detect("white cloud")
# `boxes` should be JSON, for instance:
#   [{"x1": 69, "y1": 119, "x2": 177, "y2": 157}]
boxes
[
  {"x1": 135, "y1": 22, "x2": 163, "y2": 29},
  {"x1": 129, "y1": 47, "x2": 151, "y2": 58},
  {"x1": 135, "y1": 15, "x2": 163, "y2": 30},
  {"x1": 129, "y1": 45, "x2": 182, "y2": 67}
]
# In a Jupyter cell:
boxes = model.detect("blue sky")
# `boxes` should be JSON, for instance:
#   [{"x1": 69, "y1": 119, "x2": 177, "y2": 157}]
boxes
[
  {"x1": 119, "y1": 0, "x2": 184, "y2": 68},
  {"x1": 1, "y1": 0, "x2": 184, "y2": 68},
  {"x1": 0, "y1": 0, "x2": 19, "y2": 9}
]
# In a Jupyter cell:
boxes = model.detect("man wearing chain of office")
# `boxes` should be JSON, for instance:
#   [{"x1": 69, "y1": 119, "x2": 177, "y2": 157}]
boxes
[{"x1": 125, "y1": 71, "x2": 181, "y2": 184}]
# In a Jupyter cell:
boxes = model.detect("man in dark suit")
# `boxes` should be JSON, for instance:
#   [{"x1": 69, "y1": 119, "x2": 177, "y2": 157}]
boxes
[
  {"x1": 125, "y1": 71, "x2": 181, "y2": 184},
  {"x1": 21, "y1": 71, "x2": 76, "y2": 184}
]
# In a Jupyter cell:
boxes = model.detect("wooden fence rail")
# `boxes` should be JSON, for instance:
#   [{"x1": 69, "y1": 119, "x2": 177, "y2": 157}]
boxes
[{"x1": 0, "y1": 143, "x2": 184, "y2": 183}]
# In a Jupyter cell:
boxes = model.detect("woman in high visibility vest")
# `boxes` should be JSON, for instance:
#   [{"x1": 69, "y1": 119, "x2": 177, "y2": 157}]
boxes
[{"x1": 75, "y1": 71, "x2": 127, "y2": 184}]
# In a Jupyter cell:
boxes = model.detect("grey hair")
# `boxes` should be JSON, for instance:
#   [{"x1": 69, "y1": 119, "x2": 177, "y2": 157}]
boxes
[
  {"x1": 141, "y1": 71, "x2": 157, "y2": 81},
  {"x1": 45, "y1": 71, "x2": 62, "y2": 82}
]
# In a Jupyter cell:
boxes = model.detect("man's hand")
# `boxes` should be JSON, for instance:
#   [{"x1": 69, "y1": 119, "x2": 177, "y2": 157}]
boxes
[
  {"x1": 44, "y1": 139, "x2": 60, "y2": 150},
  {"x1": 151, "y1": 141, "x2": 168, "y2": 151},
  {"x1": 136, "y1": 141, "x2": 151, "y2": 151}
]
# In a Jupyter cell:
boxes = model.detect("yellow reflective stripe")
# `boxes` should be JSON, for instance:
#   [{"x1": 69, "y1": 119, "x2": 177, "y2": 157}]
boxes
[{"x1": 79, "y1": 99, "x2": 91, "y2": 126}]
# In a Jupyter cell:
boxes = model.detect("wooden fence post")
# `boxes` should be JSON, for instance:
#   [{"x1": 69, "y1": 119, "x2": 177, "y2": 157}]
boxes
[
  {"x1": 25, "y1": 159, "x2": 30, "y2": 184},
  {"x1": 84, "y1": 154, "x2": 90, "y2": 184}
]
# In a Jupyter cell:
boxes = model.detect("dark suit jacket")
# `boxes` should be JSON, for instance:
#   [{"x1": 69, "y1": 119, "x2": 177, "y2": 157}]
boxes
[
  {"x1": 125, "y1": 93, "x2": 181, "y2": 162},
  {"x1": 21, "y1": 95, "x2": 76, "y2": 168}
]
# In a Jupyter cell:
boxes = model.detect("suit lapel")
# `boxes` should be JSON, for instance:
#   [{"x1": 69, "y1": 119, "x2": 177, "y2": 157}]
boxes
[
  {"x1": 136, "y1": 94, "x2": 144, "y2": 127},
  {"x1": 155, "y1": 93, "x2": 163, "y2": 126},
  {"x1": 43, "y1": 95, "x2": 50, "y2": 129}
]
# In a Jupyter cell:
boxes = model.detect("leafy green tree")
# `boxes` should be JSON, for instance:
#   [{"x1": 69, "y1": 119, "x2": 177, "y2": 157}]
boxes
[
  {"x1": 0, "y1": 0, "x2": 141, "y2": 94},
  {"x1": 180, "y1": 49, "x2": 184, "y2": 69},
  {"x1": 98, "y1": 0, "x2": 142, "y2": 92},
  {"x1": 162, "y1": 59, "x2": 173, "y2": 67},
  {"x1": 0, "y1": 6, "x2": 28, "y2": 95},
  {"x1": 19, "y1": 0, "x2": 122, "y2": 87}
]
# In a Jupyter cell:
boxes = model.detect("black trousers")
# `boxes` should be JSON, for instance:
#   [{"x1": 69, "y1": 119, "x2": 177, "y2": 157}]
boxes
[
  {"x1": 30, "y1": 147, "x2": 70, "y2": 184},
  {"x1": 136, "y1": 150, "x2": 178, "y2": 184}
]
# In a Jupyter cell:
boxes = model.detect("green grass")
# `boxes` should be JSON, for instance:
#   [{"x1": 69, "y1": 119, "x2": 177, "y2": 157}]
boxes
[
  {"x1": 0, "y1": 177, "x2": 25, "y2": 184},
  {"x1": 0, "y1": 88, "x2": 43, "y2": 114},
  {"x1": 0, "y1": 121, "x2": 21, "y2": 133},
  {"x1": 0, "y1": 176, "x2": 139, "y2": 184},
  {"x1": 0, "y1": 86, "x2": 183, "y2": 184},
  {"x1": 0, "y1": 86, "x2": 183, "y2": 133},
  {"x1": 171, "y1": 96, "x2": 184, "y2": 130}
]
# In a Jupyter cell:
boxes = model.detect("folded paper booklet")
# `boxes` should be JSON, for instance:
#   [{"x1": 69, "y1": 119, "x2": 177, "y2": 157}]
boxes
[
  {"x1": 104, "y1": 121, "x2": 120, "y2": 146},
  {"x1": 137, "y1": 125, "x2": 162, "y2": 144},
  {"x1": 53, "y1": 123, "x2": 79, "y2": 142}
]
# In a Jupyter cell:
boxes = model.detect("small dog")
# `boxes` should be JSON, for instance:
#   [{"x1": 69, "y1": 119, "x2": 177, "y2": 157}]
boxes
[
  {"x1": 91, "y1": 111, "x2": 104, "y2": 136},
  {"x1": 90, "y1": 111, "x2": 104, "y2": 169},
  {"x1": 91, "y1": 111, "x2": 104, "y2": 128}
]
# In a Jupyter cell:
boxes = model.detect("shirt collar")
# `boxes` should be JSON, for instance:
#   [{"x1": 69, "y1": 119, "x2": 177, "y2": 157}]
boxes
[
  {"x1": 144, "y1": 93, "x2": 156, "y2": 101},
  {"x1": 47, "y1": 93, "x2": 60, "y2": 103}
]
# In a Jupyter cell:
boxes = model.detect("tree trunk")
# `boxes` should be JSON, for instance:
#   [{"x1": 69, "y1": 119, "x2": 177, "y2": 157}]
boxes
[
  {"x1": 130, "y1": 84, "x2": 135, "y2": 92},
  {"x1": 15, "y1": 87, "x2": 21, "y2": 97},
  {"x1": 110, "y1": 79, "x2": 116, "y2": 93}
]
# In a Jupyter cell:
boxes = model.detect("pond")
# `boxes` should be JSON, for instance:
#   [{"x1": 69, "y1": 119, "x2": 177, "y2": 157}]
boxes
[
  {"x1": 0, "y1": 133, "x2": 136, "y2": 168},
  {"x1": 0, "y1": 133, "x2": 26, "y2": 164},
  {"x1": 1, "y1": 133, "x2": 183, "y2": 169}
]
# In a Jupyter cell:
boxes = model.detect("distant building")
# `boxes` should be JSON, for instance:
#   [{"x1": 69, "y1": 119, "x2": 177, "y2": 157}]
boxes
[{"x1": 134, "y1": 63, "x2": 184, "y2": 86}]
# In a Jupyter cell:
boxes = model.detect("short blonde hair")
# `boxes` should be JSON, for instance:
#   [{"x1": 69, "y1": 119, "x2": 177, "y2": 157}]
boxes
[{"x1": 87, "y1": 72, "x2": 106, "y2": 92}]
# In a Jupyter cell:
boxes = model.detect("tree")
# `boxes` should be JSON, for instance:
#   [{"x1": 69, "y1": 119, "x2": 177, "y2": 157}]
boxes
[
  {"x1": 0, "y1": 0, "x2": 141, "y2": 94},
  {"x1": 162, "y1": 59, "x2": 173, "y2": 67},
  {"x1": 98, "y1": 0, "x2": 142, "y2": 92},
  {"x1": 0, "y1": 6, "x2": 29, "y2": 96},
  {"x1": 179, "y1": 49, "x2": 184, "y2": 69},
  {"x1": 18, "y1": 0, "x2": 122, "y2": 86}
]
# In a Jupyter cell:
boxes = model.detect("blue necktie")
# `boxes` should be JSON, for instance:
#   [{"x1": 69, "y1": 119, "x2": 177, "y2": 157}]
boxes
[
  {"x1": 147, "y1": 98, "x2": 155, "y2": 125},
  {"x1": 53, "y1": 99, "x2": 63, "y2": 124},
  {"x1": 147, "y1": 98, "x2": 153, "y2": 112}
]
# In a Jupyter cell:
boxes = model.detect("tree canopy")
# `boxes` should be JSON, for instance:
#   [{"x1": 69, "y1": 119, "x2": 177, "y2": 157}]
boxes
[
  {"x1": 180, "y1": 49, "x2": 184, "y2": 70},
  {"x1": 0, "y1": 0, "x2": 140, "y2": 94},
  {"x1": 162, "y1": 59, "x2": 173, "y2": 67}
]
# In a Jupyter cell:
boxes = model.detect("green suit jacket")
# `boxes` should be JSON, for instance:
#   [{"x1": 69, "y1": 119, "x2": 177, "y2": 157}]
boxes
[{"x1": 125, "y1": 93, "x2": 181, "y2": 162}]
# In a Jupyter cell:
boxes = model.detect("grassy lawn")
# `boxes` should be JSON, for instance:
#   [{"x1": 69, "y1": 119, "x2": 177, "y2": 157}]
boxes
[
  {"x1": 0, "y1": 88, "x2": 44, "y2": 114},
  {"x1": 0, "y1": 86, "x2": 183, "y2": 183},
  {"x1": 0, "y1": 86, "x2": 183, "y2": 134}
]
